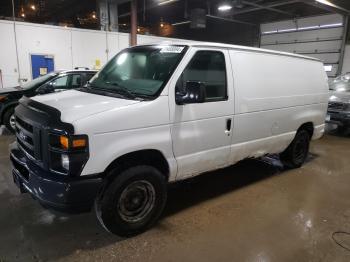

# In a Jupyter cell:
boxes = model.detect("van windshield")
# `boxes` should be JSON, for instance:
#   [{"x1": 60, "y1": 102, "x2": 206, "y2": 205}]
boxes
[{"x1": 88, "y1": 45, "x2": 187, "y2": 99}]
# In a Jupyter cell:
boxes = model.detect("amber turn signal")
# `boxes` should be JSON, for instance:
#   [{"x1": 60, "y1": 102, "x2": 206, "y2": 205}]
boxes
[
  {"x1": 72, "y1": 138, "x2": 86, "y2": 148},
  {"x1": 60, "y1": 136, "x2": 69, "y2": 149},
  {"x1": 60, "y1": 135, "x2": 87, "y2": 149}
]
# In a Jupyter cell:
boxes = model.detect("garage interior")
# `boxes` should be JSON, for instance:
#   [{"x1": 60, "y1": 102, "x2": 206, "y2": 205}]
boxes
[{"x1": 1, "y1": 0, "x2": 350, "y2": 261}]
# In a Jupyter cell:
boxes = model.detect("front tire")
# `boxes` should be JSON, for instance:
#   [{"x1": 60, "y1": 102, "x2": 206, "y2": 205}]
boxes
[
  {"x1": 280, "y1": 130, "x2": 310, "y2": 169},
  {"x1": 3, "y1": 107, "x2": 16, "y2": 133},
  {"x1": 95, "y1": 165, "x2": 167, "y2": 236}
]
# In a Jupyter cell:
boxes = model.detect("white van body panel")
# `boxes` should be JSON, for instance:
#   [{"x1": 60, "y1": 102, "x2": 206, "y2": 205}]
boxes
[
  {"x1": 30, "y1": 41, "x2": 328, "y2": 182},
  {"x1": 167, "y1": 47, "x2": 235, "y2": 179},
  {"x1": 69, "y1": 95, "x2": 176, "y2": 179}
]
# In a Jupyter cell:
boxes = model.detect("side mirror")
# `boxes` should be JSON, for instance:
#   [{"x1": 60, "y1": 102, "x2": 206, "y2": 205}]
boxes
[
  {"x1": 175, "y1": 81, "x2": 206, "y2": 105},
  {"x1": 37, "y1": 82, "x2": 54, "y2": 94}
]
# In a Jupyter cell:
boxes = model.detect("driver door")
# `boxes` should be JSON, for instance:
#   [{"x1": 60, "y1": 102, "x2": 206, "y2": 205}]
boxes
[{"x1": 169, "y1": 47, "x2": 235, "y2": 180}]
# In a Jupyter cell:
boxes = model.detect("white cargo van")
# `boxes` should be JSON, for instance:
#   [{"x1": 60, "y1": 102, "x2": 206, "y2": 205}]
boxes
[{"x1": 10, "y1": 42, "x2": 329, "y2": 236}]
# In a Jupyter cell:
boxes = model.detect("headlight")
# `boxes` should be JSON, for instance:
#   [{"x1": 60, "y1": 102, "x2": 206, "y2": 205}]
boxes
[
  {"x1": 61, "y1": 154, "x2": 70, "y2": 171},
  {"x1": 49, "y1": 133, "x2": 89, "y2": 176}
]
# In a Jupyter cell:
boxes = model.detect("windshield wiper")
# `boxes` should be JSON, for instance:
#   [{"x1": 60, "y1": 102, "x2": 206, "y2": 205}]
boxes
[{"x1": 105, "y1": 82, "x2": 137, "y2": 99}]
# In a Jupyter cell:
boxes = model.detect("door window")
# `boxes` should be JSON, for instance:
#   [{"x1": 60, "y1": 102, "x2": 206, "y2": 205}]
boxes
[
  {"x1": 71, "y1": 74, "x2": 82, "y2": 88},
  {"x1": 51, "y1": 75, "x2": 69, "y2": 90},
  {"x1": 182, "y1": 51, "x2": 227, "y2": 102}
]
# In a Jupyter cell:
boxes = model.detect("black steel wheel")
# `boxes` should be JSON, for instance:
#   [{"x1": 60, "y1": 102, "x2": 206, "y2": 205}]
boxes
[
  {"x1": 95, "y1": 165, "x2": 167, "y2": 236},
  {"x1": 4, "y1": 107, "x2": 16, "y2": 133},
  {"x1": 280, "y1": 130, "x2": 310, "y2": 169}
]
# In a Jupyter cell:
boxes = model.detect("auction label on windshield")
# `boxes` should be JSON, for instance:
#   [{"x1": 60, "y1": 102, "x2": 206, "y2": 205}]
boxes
[{"x1": 160, "y1": 46, "x2": 185, "y2": 53}]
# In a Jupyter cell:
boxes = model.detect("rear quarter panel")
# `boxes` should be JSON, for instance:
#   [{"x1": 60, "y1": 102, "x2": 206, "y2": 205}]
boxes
[{"x1": 228, "y1": 50, "x2": 329, "y2": 162}]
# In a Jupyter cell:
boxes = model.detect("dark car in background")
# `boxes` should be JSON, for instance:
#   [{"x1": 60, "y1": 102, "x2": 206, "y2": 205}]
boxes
[
  {"x1": 327, "y1": 73, "x2": 350, "y2": 133},
  {"x1": 0, "y1": 69, "x2": 97, "y2": 133}
]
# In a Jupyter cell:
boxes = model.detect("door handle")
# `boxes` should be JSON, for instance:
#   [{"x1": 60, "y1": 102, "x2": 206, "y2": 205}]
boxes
[
  {"x1": 226, "y1": 118, "x2": 232, "y2": 131},
  {"x1": 225, "y1": 118, "x2": 232, "y2": 136}
]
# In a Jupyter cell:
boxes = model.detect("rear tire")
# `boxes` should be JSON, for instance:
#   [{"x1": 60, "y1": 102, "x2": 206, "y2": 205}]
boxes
[
  {"x1": 3, "y1": 107, "x2": 16, "y2": 134},
  {"x1": 95, "y1": 165, "x2": 167, "y2": 237},
  {"x1": 280, "y1": 130, "x2": 310, "y2": 169}
]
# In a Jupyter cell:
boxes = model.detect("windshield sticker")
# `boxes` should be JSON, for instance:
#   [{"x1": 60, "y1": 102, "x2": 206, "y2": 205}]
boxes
[{"x1": 160, "y1": 46, "x2": 185, "y2": 53}]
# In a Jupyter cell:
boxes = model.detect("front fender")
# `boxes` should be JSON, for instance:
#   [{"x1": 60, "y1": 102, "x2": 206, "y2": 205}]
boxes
[{"x1": 80, "y1": 125, "x2": 177, "y2": 181}]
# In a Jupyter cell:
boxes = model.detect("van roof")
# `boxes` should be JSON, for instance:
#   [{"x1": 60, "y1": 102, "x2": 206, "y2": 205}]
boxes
[{"x1": 137, "y1": 41, "x2": 321, "y2": 63}]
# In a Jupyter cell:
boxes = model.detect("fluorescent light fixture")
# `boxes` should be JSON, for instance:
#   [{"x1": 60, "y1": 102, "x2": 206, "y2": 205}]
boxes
[
  {"x1": 158, "y1": 0, "x2": 178, "y2": 6},
  {"x1": 324, "y1": 65, "x2": 333, "y2": 72},
  {"x1": 320, "y1": 22, "x2": 343, "y2": 28},
  {"x1": 316, "y1": 0, "x2": 337, "y2": 8},
  {"x1": 262, "y1": 22, "x2": 343, "y2": 35},
  {"x1": 298, "y1": 25, "x2": 319, "y2": 30},
  {"x1": 172, "y1": 21, "x2": 191, "y2": 26},
  {"x1": 218, "y1": 4, "x2": 233, "y2": 11},
  {"x1": 278, "y1": 28, "x2": 297, "y2": 33}
]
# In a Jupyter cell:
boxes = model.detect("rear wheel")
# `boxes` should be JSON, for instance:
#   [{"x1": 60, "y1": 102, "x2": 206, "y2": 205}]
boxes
[
  {"x1": 280, "y1": 130, "x2": 310, "y2": 169},
  {"x1": 95, "y1": 165, "x2": 167, "y2": 236},
  {"x1": 3, "y1": 107, "x2": 16, "y2": 134}
]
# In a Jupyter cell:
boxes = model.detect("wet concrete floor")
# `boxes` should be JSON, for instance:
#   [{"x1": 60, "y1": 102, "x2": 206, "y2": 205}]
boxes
[{"x1": 1, "y1": 126, "x2": 350, "y2": 261}]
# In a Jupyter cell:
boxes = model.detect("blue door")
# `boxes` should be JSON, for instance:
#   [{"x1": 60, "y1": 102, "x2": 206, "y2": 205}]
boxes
[{"x1": 31, "y1": 54, "x2": 54, "y2": 79}]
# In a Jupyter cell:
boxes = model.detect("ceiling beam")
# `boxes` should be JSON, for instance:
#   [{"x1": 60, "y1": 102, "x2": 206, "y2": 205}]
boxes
[
  {"x1": 240, "y1": 0, "x2": 295, "y2": 16},
  {"x1": 234, "y1": 0, "x2": 300, "y2": 15},
  {"x1": 300, "y1": 0, "x2": 350, "y2": 15}
]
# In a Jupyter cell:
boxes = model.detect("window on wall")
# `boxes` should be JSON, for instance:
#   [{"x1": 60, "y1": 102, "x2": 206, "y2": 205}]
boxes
[{"x1": 182, "y1": 50, "x2": 227, "y2": 102}]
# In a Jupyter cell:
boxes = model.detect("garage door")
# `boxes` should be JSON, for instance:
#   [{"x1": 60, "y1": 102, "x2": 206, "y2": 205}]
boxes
[{"x1": 260, "y1": 14, "x2": 345, "y2": 78}]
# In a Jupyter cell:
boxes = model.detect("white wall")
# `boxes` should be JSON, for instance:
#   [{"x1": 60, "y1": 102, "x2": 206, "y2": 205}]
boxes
[
  {"x1": 0, "y1": 20, "x2": 187, "y2": 88},
  {"x1": 0, "y1": 20, "x2": 19, "y2": 88}
]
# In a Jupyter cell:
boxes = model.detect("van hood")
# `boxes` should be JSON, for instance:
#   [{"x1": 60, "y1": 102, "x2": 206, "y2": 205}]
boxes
[{"x1": 31, "y1": 89, "x2": 141, "y2": 123}]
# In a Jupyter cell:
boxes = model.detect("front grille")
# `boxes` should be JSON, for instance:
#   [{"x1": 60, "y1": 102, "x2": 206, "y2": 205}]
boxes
[
  {"x1": 328, "y1": 102, "x2": 347, "y2": 111},
  {"x1": 12, "y1": 157, "x2": 29, "y2": 180},
  {"x1": 15, "y1": 116, "x2": 39, "y2": 161}
]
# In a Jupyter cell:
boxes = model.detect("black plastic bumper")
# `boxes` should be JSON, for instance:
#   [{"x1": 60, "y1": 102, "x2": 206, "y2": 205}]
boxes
[
  {"x1": 10, "y1": 144, "x2": 103, "y2": 213},
  {"x1": 326, "y1": 111, "x2": 350, "y2": 127}
]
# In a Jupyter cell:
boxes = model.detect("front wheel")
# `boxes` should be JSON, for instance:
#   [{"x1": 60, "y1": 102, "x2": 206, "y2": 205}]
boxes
[
  {"x1": 95, "y1": 165, "x2": 167, "y2": 236},
  {"x1": 3, "y1": 107, "x2": 16, "y2": 134},
  {"x1": 280, "y1": 130, "x2": 310, "y2": 169}
]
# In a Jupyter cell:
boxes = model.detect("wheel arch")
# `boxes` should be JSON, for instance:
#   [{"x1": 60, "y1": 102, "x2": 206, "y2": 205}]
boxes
[
  {"x1": 297, "y1": 122, "x2": 314, "y2": 138},
  {"x1": 103, "y1": 149, "x2": 170, "y2": 182},
  {"x1": 0, "y1": 101, "x2": 18, "y2": 124}
]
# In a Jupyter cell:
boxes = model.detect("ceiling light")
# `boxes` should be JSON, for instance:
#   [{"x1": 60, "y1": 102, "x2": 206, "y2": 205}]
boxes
[
  {"x1": 218, "y1": 4, "x2": 233, "y2": 11},
  {"x1": 315, "y1": 0, "x2": 336, "y2": 8},
  {"x1": 158, "y1": 0, "x2": 178, "y2": 6},
  {"x1": 30, "y1": 5, "x2": 36, "y2": 10}
]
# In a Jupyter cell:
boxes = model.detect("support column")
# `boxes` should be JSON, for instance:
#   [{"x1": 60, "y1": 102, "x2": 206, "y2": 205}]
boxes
[{"x1": 130, "y1": 0, "x2": 137, "y2": 46}]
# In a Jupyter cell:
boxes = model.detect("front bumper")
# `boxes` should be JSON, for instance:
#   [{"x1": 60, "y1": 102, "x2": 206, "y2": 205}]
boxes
[
  {"x1": 326, "y1": 111, "x2": 350, "y2": 127},
  {"x1": 10, "y1": 143, "x2": 103, "y2": 213}
]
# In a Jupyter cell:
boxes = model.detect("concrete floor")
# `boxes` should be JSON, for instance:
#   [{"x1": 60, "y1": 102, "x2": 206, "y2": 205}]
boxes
[{"x1": 1, "y1": 126, "x2": 350, "y2": 262}]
